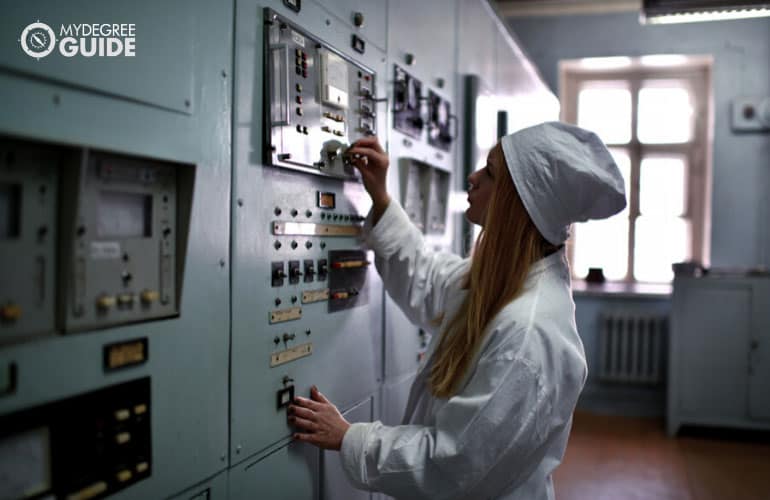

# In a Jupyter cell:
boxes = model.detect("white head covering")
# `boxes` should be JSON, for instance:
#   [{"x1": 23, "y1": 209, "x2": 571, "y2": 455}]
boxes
[{"x1": 500, "y1": 121, "x2": 627, "y2": 245}]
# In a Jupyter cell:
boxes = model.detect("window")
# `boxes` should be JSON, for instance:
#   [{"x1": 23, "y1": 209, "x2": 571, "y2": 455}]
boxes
[{"x1": 560, "y1": 56, "x2": 712, "y2": 283}]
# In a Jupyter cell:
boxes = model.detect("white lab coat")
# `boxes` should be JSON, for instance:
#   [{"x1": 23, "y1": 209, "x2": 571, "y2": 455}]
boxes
[{"x1": 340, "y1": 200, "x2": 587, "y2": 500}]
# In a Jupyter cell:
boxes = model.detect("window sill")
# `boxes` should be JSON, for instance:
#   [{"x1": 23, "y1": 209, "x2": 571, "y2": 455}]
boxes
[{"x1": 571, "y1": 280, "x2": 672, "y2": 299}]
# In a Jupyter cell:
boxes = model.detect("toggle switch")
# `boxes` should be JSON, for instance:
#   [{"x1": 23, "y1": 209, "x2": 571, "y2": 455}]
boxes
[
  {"x1": 0, "y1": 304, "x2": 22, "y2": 322},
  {"x1": 140, "y1": 290, "x2": 159, "y2": 305},
  {"x1": 97, "y1": 294, "x2": 116, "y2": 311}
]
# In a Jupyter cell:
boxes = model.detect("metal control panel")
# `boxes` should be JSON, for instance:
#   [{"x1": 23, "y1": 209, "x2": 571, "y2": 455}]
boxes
[
  {"x1": 400, "y1": 158, "x2": 451, "y2": 235},
  {"x1": 265, "y1": 9, "x2": 378, "y2": 180},
  {"x1": 427, "y1": 90, "x2": 455, "y2": 151},
  {"x1": 393, "y1": 65, "x2": 424, "y2": 138},
  {"x1": 0, "y1": 377, "x2": 151, "y2": 500},
  {"x1": 0, "y1": 139, "x2": 58, "y2": 345},
  {"x1": 59, "y1": 151, "x2": 179, "y2": 332}
]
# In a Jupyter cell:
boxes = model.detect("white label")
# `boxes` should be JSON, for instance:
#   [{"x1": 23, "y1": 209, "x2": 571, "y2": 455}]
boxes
[
  {"x1": 291, "y1": 31, "x2": 305, "y2": 48},
  {"x1": 90, "y1": 241, "x2": 121, "y2": 259}
]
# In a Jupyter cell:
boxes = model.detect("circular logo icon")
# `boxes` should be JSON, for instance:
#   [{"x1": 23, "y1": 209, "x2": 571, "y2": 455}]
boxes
[{"x1": 20, "y1": 22, "x2": 56, "y2": 59}]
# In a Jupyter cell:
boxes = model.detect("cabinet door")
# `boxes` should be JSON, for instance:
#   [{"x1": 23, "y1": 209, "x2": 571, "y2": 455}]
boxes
[
  {"x1": 749, "y1": 280, "x2": 770, "y2": 419},
  {"x1": 677, "y1": 285, "x2": 751, "y2": 419}
]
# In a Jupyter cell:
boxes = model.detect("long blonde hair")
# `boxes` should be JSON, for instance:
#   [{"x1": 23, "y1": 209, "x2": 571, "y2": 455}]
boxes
[{"x1": 428, "y1": 160, "x2": 554, "y2": 398}]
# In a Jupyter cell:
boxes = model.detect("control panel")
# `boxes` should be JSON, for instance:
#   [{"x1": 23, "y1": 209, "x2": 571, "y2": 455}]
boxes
[
  {"x1": 59, "y1": 150, "x2": 180, "y2": 332},
  {"x1": 265, "y1": 8, "x2": 378, "y2": 180},
  {"x1": 0, "y1": 139, "x2": 58, "y2": 345},
  {"x1": 400, "y1": 159, "x2": 451, "y2": 235},
  {"x1": 0, "y1": 377, "x2": 151, "y2": 500},
  {"x1": 427, "y1": 90, "x2": 454, "y2": 151},
  {"x1": 393, "y1": 65, "x2": 424, "y2": 139}
]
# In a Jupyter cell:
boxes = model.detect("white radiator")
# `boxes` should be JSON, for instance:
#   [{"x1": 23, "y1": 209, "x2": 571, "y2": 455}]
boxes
[{"x1": 598, "y1": 312, "x2": 667, "y2": 384}]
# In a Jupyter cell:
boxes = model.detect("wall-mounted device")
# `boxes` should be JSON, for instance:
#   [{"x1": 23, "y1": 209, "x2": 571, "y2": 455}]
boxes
[
  {"x1": 731, "y1": 96, "x2": 770, "y2": 132},
  {"x1": 393, "y1": 65, "x2": 424, "y2": 138},
  {"x1": 264, "y1": 8, "x2": 378, "y2": 180},
  {"x1": 427, "y1": 90, "x2": 455, "y2": 151},
  {"x1": 59, "y1": 150, "x2": 185, "y2": 333},
  {"x1": 0, "y1": 139, "x2": 59, "y2": 346},
  {"x1": 400, "y1": 159, "x2": 451, "y2": 235},
  {"x1": 0, "y1": 377, "x2": 152, "y2": 500}
]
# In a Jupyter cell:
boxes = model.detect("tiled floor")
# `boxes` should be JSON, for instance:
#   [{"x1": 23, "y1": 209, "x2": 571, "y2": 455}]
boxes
[{"x1": 553, "y1": 411, "x2": 770, "y2": 500}]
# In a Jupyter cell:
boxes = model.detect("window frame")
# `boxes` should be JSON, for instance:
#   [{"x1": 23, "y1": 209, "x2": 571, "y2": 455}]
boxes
[{"x1": 559, "y1": 58, "x2": 713, "y2": 283}]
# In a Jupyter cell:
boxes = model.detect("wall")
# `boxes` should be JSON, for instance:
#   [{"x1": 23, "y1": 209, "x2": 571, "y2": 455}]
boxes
[{"x1": 507, "y1": 12, "x2": 770, "y2": 415}]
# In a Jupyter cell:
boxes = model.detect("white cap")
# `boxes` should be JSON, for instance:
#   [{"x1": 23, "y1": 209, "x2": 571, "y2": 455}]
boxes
[{"x1": 500, "y1": 121, "x2": 627, "y2": 245}]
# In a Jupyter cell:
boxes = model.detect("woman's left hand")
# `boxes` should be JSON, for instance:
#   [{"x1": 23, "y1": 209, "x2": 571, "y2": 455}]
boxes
[{"x1": 289, "y1": 386, "x2": 351, "y2": 450}]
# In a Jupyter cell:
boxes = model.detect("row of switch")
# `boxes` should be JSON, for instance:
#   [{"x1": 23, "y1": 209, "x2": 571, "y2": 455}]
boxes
[
  {"x1": 96, "y1": 290, "x2": 161, "y2": 311},
  {"x1": 295, "y1": 48, "x2": 308, "y2": 78},
  {"x1": 272, "y1": 259, "x2": 328, "y2": 287},
  {"x1": 273, "y1": 206, "x2": 363, "y2": 222},
  {"x1": 68, "y1": 459, "x2": 150, "y2": 500}
]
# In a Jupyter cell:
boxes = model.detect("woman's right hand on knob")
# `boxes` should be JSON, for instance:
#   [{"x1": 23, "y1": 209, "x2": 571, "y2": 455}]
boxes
[{"x1": 347, "y1": 136, "x2": 391, "y2": 219}]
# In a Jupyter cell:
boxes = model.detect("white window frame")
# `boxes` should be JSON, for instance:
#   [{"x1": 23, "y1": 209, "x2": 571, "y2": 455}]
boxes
[{"x1": 559, "y1": 57, "x2": 713, "y2": 283}]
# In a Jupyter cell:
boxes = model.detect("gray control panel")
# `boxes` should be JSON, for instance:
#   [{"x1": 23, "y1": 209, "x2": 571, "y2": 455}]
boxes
[
  {"x1": 59, "y1": 151, "x2": 178, "y2": 332},
  {"x1": 265, "y1": 8, "x2": 378, "y2": 180},
  {"x1": 400, "y1": 158, "x2": 451, "y2": 235},
  {"x1": 0, "y1": 139, "x2": 58, "y2": 345}
]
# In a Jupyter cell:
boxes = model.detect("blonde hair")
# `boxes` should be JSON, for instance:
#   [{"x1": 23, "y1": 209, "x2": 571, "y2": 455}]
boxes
[{"x1": 428, "y1": 159, "x2": 554, "y2": 398}]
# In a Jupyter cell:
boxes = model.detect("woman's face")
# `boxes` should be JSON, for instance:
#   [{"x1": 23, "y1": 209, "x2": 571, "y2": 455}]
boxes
[{"x1": 466, "y1": 144, "x2": 504, "y2": 226}]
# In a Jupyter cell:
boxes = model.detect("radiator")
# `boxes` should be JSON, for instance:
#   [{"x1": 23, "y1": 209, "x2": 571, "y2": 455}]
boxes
[{"x1": 598, "y1": 312, "x2": 667, "y2": 384}]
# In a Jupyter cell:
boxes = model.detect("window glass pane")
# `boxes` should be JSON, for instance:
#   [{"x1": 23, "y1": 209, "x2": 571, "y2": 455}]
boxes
[
  {"x1": 608, "y1": 148, "x2": 631, "y2": 217},
  {"x1": 640, "y1": 156, "x2": 686, "y2": 216},
  {"x1": 573, "y1": 217, "x2": 628, "y2": 281},
  {"x1": 638, "y1": 82, "x2": 693, "y2": 144},
  {"x1": 577, "y1": 83, "x2": 631, "y2": 144},
  {"x1": 634, "y1": 216, "x2": 690, "y2": 282}
]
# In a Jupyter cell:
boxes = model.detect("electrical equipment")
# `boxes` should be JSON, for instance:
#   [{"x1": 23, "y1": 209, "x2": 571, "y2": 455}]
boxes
[
  {"x1": 328, "y1": 250, "x2": 369, "y2": 312},
  {"x1": 393, "y1": 65, "x2": 424, "y2": 138},
  {"x1": 427, "y1": 90, "x2": 455, "y2": 151},
  {"x1": 731, "y1": 96, "x2": 770, "y2": 132},
  {"x1": 0, "y1": 139, "x2": 58, "y2": 345},
  {"x1": 426, "y1": 167, "x2": 450, "y2": 234},
  {"x1": 59, "y1": 150, "x2": 180, "y2": 333},
  {"x1": 400, "y1": 159, "x2": 451, "y2": 235},
  {"x1": 265, "y1": 9, "x2": 378, "y2": 180},
  {"x1": 0, "y1": 377, "x2": 151, "y2": 500}
]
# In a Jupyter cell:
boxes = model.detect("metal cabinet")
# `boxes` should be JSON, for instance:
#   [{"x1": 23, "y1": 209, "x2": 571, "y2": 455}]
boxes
[{"x1": 667, "y1": 275, "x2": 770, "y2": 435}]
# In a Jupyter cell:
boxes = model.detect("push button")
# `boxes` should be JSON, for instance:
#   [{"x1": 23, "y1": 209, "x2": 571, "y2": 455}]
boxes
[
  {"x1": 140, "y1": 290, "x2": 159, "y2": 305},
  {"x1": 96, "y1": 295, "x2": 116, "y2": 311}
]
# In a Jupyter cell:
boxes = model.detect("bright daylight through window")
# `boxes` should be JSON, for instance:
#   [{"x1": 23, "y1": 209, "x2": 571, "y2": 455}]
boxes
[{"x1": 561, "y1": 56, "x2": 712, "y2": 284}]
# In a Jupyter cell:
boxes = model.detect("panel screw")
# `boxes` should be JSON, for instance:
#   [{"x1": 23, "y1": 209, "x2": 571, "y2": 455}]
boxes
[
  {"x1": 236, "y1": 445, "x2": 242, "y2": 454},
  {"x1": 221, "y1": 70, "x2": 227, "y2": 78},
  {"x1": 220, "y1": 454, "x2": 226, "y2": 461},
  {"x1": 353, "y1": 12, "x2": 365, "y2": 27},
  {"x1": 184, "y1": 99, "x2": 191, "y2": 107},
  {"x1": 219, "y1": 258, "x2": 226, "y2": 267},
  {"x1": 405, "y1": 53, "x2": 415, "y2": 66},
  {"x1": 53, "y1": 94, "x2": 61, "y2": 106},
  {"x1": 237, "y1": 198, "x2": 244, "y2": 207}
]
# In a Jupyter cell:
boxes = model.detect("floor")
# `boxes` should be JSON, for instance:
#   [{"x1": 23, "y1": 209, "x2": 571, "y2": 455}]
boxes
[{"x1": 553, "y1": 411, "x2": 770, "y2": 500}]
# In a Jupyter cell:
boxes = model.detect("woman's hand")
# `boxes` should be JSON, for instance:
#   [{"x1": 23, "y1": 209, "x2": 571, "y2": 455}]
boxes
[
  {"x1": 289, "y1": 386, "x2": 351, "y2": 450},
  {"x1": 346, "y1": 136, "x2": 391, "y2": 223}
]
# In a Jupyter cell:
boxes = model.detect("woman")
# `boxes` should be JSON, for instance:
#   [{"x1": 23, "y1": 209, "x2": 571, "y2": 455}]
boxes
[{"x1": 289, "y1": 122, "x2": 626, "y2": 499}]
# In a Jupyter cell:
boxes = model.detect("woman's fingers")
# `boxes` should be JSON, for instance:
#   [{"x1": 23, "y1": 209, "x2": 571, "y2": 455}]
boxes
[
  {"x1": 293, "y1": 396, "x2": 322, "y2": 411},
  {"x1": 288, "y1": 405, "x2": 315, "y2": 419},
  {"x1": 351, "y1": 136, "x2": 384, "y2": 154},
  {"x1": 288, "y1": 415, "x2": 317, "y2": 431},
  {"x1": 293, "y1": 432, "x2": 321, "y2": 445},
  {"x1": 311, "y1": 386, "x2": 330, "y2": 404}
]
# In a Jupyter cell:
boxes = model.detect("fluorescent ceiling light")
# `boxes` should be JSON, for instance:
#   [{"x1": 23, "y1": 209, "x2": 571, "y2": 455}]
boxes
[
  {"x1": 639, "y1": 54, "x2": 690, "y2": 66},
  {"x1": 641, "y1": 1, "x2": 770, "y2": 23}
]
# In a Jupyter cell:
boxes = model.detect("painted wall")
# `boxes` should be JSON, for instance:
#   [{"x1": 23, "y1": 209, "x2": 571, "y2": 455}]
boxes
[{"x1": 507, "y1": 12, "x2": 770, "y2": 415}]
